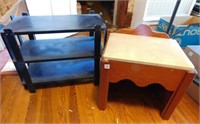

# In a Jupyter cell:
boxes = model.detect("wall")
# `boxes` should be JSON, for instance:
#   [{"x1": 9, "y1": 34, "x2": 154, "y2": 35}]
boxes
[
  {"x1": 0, "y1": 0, "x2": 27, "y2": 51},
  {"x1": 0, "y1": 0, "x2": 18, "y2": 50},
  {"x1": 0, "y1": 0, "x2": 18, "y2": 16},
  {"x1": 130, "y1": 0, "x2": 196, "y2": 29}
]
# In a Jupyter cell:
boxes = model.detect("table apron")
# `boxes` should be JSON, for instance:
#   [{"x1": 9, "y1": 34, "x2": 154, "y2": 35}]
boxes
[{"x1": 103, "y1": 60, "x2": 188, "y2": 91}]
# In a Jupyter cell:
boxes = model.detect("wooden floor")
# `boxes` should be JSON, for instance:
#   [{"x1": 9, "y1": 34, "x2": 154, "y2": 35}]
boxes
[{"x1": 0, "y1": 75, "x2": 199, "y2": 123}]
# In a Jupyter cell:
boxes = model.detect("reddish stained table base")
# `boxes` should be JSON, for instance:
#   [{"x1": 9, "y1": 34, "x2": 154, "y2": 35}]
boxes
[{"x1": 98, "y1": 59, "x2": 195, "y2": 120}]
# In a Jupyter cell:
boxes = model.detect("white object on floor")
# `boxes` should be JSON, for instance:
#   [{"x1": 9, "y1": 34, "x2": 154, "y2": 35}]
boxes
[{"x1": 1, "y1": 59, "x2": 17, "y2": 75}]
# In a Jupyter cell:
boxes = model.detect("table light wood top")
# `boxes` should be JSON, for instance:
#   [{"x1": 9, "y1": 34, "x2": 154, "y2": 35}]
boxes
[{"x1": 102, "y1": 33, "x2": 194, "y2": 71}]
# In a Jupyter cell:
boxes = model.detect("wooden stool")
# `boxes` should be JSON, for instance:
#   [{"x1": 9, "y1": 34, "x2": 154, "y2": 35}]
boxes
[{"x1": 98, "y1": 25, "x2": 196, "y2": 120}]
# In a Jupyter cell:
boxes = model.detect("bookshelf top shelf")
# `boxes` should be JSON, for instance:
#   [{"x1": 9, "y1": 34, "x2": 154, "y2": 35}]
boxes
[{"x1": 1, "y1": 14, "x2": 105, "y2": 34}]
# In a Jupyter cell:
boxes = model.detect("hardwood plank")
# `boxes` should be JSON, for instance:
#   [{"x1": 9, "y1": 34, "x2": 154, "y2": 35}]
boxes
[
  {"x1": 1, "y1": 76, "x2": 29, "y2": 123},
  {"x1": 24, "y1": 89, "x2": 43, "y2": 123},
  {"x1": 9, "y1": 85, "x2": 30, "y2": 123},
  {"x1": 49, "y1": 87, "x2": 69, "y2": 123},
  {"x1": 0, "y1": 75, "x2": 199, "y2": 123},
  {"x1": 76, "y1": 83, "x2": 98, "y2": 123}
]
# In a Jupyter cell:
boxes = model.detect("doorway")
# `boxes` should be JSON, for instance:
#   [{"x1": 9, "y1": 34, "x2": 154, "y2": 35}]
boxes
[
  {"x1": 79, "y1": 0, "x2": 133, "y2": 28},
  {"x1": 79, "y1": 1, "x2": 115, "y2": 28}
]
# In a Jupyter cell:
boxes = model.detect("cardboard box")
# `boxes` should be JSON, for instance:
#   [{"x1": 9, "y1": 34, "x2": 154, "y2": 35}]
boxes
[
  {"x1": 183, "y1": 45, "x2": 200, "y2": 78},
  {"x1": 186, "y1": 80, "x2": 199, "y2": 104},
  {"x1": 156, "y1": 16, "x2": 200, "y2": 48},
  {"x1": 184, "y1": 45, "x2": 200, "y2": 103}
]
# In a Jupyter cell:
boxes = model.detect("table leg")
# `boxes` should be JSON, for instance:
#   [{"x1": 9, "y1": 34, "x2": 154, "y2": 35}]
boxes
[
  {"x1": 2, "y1": 29, "x2": 36, "y2": 93},
  {"x1": 22, "y1": 13, "x2": 36, "y2": 40},
  {"x1": 161, "y1": 70, "x2": 196, "y2": 119},
  {"x1": 98, "y1": 60, "x2": 109, "y2": 110},
  {"x1": 94, "y1": 25, "x2": 101, "y2": 85},
  {"x1": 90, "y1": 31, "x2": 94, "y2": 36}
]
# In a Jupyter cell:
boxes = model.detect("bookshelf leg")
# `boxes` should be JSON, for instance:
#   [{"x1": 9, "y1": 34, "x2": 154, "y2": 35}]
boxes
[{"x1": 28, "y1": 84, "x2": 36, "y2": 93}]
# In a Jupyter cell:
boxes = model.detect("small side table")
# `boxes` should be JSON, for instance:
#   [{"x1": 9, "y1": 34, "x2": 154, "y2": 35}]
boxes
[{"x1": 98, "y1": 33, "x2": 196, "y2": 119}]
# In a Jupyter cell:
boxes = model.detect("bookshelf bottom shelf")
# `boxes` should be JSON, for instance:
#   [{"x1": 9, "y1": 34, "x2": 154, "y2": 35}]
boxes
[{"x1": 28, "y1": 58, "x2": 94, "y2": 84}]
